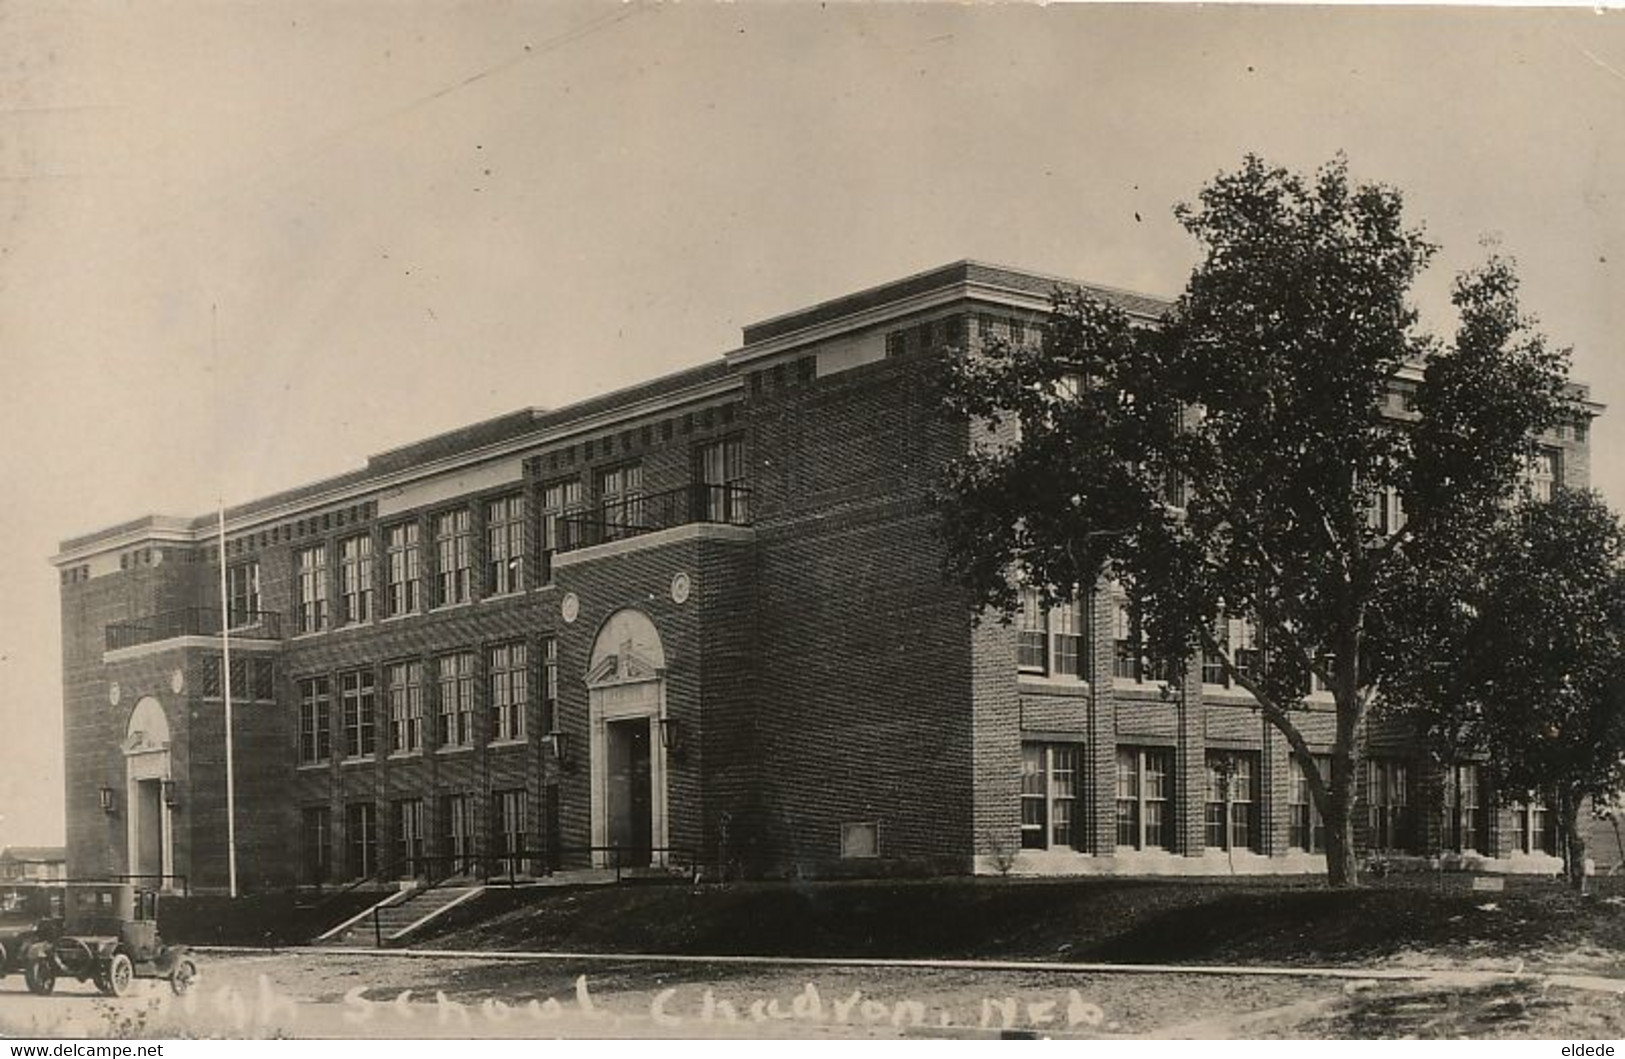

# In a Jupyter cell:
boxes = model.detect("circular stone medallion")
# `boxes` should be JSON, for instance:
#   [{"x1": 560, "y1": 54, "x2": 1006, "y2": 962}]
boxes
[
  {"x1": 170, "y1": 668, "x2": 186, "y2": 695},
  {"x1": 561, "y1": 592, "x2": 580, "y2": 624},
  {"x1": 108, "y1": 682, "x2": 122, "y2": 707},
  {"x1": 670, "y1": 571, "x2": 692, "y2": 605}
]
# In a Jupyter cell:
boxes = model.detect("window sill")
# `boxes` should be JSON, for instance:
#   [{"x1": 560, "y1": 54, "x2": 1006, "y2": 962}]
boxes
[
  {"x1": 387, "y1": 750, "x2": 424, "y2": 761},
  {"x1": 380, "y1": 611, "x2": 421, "y2": 624},
  {"x1": 289, "y1": 630, "x2": 328, "y2": 642},
  {"x1": 436, "y1": 745, "x2": 475, "y2": 755},
  {"x1": 1017, "y1": 675, "x2": 1090, "y2": 696},
  {"x1": 488, "y1": 738, "x2": 528, "y2": 749},
  {"x1": 297, "y1": 761, "x2": 330, "y2": 772},
  {"x1": 480, "y1": 591, "x2": 525, "y2": 605},
  {"x1": 341, "y1": 756, "x2": 377, "y2": 767},
  {"x1": 430, "y1": 601, "x2": 473, "y2": 614},
  {"x1": 1114, "y1": 678, "x2": 1176, "y2": 697}
]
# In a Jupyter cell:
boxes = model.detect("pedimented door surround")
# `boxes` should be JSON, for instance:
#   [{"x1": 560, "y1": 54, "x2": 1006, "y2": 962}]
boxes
[{"x1": 586, "y1": 609, "x2": 671, "y2": 869}]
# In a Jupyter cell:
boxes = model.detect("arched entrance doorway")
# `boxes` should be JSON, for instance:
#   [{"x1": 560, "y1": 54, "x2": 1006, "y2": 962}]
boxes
[
  {"x1": 123, "y1": 697, "x2": 173, "y2": 887},
  {"x1": 587, "y1": 609, "x2": 669, "y2": 869}
]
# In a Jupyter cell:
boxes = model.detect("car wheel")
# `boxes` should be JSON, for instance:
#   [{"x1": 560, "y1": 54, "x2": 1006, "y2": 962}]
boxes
[
  {"x1": 169, "y1": 958, "x2": 197, "y2": 996},
  {"x1": 102, "y1": 953, "x2": 133, "y2": 997},
  {"x1": 24, "y1": 959, "x2": 55, "y2": 996}
]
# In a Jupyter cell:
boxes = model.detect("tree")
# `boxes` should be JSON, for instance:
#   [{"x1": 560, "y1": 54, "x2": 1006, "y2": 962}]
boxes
[
  {"x1": 1397, "y1": 491, "x2": 1625, "y2": 891},
  {"x1": 935, "y1": 155, "x2": 1573, "y2": 888}
]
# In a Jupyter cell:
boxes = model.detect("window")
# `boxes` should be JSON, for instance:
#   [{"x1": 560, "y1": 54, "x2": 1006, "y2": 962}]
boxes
[
  {"x1": 1366, "y1": 486, "x2": 1407, "y2": 537},
  {"x1": 433, "y1": 510, "x2": 472, "y2": 606},
  {"x1": 540, "y1": 479, "x2": 583, "y2": 581},
  {"x1": 492, "y1": 789, "x2": 527, "y2": 875},
  {"x1": 884, "y1": 331, "x2": 906, "y2": 359},
  {"x1": 840, "y1": 822, "x2": 879, "y2": 859},
  {"x1": 542, "y1": 637, "x2": 559, "y2": 734},
  {"x1": 301, "y1": 806, "x2": 331, "y2": 885},
  {"x1": 1116, "y1": 747, "x2": 1174, "y2": 851},
  {"x1": 226, "y1": 562, "x2": 261, "y2": 628},
  {"x1": 340, "y1": 669, "x2": 376, "y2": 760},
  {"x1": 204, "y1": 655, "x2": 275, "y2": 702},
  {"x1": 437, "y1": 652, "x2": 475, "y2": 748},
  {"x1": 384, "y1": 522, "x2": 420, "y2": 616},
  {"x1": 1516, "y1": 797, "x2": 1556, "y2": 856},
  {"x1": 393, "y1": 799, "x2": 425, "y2": 878},
  {"x1": 598, "y1": 463, "x2": 644, "y2": 541},
  {"x1": 1289, "y1": 755, "x2": 1331, "y2": 853},
  {"x1": 1526, "y1": 448, "x2": 1561, "y2": 503},
  {"x1": 1017, "y1": 587, "x2": 1048, "y2": 673},
  {"x1": 696, "y1": 437, "x2": 749, "y2": 523},
  {"x1": 294, "y1": 546, "x2": 328, "y2": 633},
  {"x1": 386, "y1": 660, "x2": 423, "y2": 754},
  {"x1": 488, "y1": 642, "x2": 528, "y2": 743},
  {"x1": 1020, "y1": 743, "x2": 1082, "y2": 851},
  {"x1": 298, "y1": 677, "x2": 332, "y2": 765},
  {"x1": 1112, "y1": 595, "x2": 1169, "y2": 684},
  {"x1": 1453, "y1": 764, "x2": 1488, "y2": 854},
  {"x1": 345, "y1": 802, "x2": 377, "y2": 880},
  {"x1": 441, "y1": 794, "x2": 473, "y2": 868},
  {"x1": 337, "y1": 535, "x2": 373, "y2": 625},
  {"x1": 1366, "y1": 758, "x2": 1412, "y2": 852},
  {"x1": 1051, "y1": 599, "x2": 1084, "y2": 678},
  {"x1": 1205, "y1": 751, "x2": 1261, "y2": 852},
  {"x1": 486, "y1": 494, "x2": 526, "y2": 595}
]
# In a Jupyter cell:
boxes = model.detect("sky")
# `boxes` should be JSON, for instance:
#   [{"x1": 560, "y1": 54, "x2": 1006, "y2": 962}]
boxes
[{"x1": 1, "y1": 3, "x2": 1623, "y2": 848}]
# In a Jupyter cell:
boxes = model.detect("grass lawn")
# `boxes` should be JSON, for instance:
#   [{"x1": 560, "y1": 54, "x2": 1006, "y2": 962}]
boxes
[{"x1": 416, "y1": 871, "x2": 1625, "y2": 971}]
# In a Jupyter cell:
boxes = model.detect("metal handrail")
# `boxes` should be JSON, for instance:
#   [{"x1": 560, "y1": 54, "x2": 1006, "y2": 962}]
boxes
[
  {"x1": 550, "y1": 483, "x2": 751, "y2": 557},
  {"x1": 106, "y1": 607, "x2": 282, "y2": 651}
]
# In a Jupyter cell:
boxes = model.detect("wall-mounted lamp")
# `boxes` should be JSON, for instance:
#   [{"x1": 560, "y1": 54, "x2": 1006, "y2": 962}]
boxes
[
  {"x1": 98, "y1": 787, "x2": 116, "y2": 814},
  {"x1": 659, "y1": 717, "x2": 681, "y2": 753},
  {"x1": 546, "y1": 730, "x2": 568, "y2": 765},
  {"x1": 161, "y1": 780, "x2": 178, "y2": 808}
]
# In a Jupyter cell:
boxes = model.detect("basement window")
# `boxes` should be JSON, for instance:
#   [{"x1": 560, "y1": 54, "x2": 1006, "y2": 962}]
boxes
[{"x1": 840, "y1": 822, "x2": 879, "y2": 859}]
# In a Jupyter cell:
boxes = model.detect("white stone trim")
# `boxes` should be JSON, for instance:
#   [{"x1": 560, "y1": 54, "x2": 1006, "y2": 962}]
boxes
[
  {"x1": 553, "y1": 522, "x2": 754, "y2": 568},
  {"x1": 103, "y1": 635, "x2": 280, "y2": 666}
]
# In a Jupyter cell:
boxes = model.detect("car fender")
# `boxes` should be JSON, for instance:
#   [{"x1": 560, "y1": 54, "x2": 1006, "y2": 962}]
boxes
[{"x1": 152, "y1": 944, "x2": 191, "y2": 974}]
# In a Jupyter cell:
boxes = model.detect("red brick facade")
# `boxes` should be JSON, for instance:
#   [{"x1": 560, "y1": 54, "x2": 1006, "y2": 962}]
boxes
[{"x1": 52, "y1": 262, "x2": 1602, "y2": 892}]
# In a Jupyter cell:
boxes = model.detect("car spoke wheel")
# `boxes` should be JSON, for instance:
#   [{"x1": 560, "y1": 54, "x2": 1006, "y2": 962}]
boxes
[
  {"x1": 169, "y1": 958, "x2": 197, "y2": 996},
  {"x1": 24, "y1": 959, "x2": 55, "y2": 996},
  {"x1": 102, "y1": 953, "x2": 133, "y2": 997}
]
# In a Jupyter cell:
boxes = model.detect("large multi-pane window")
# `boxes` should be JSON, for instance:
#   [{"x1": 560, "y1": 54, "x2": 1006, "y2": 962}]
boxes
[
  {"x1": 1516, "y1": 798, "x2": 1556, "y2": 855},
  {"x1": 301, "y1": 806, "x2": 331, "y2": 885},
  {"x1": 488, "y1": 642, "x2": 528, "y2": 743},
  {"x1": 393, "y1": 799, "x2": 425, "y2": 878},
  {"x1": 696, "y1": 437, "x2": 749, "y2": 523},
  {"x1": 542, "y1": 637, "x2": 559, "y2": 734},
  {"x1": 294, "y1": 546, "x2": 328, "y2": 633},
  {"x1": 1111, "y1": 594, "x2": 1170, "y2": 684},
  {"x1": 493, "y1": 789, "x2": 527, "y2": 875},
  {"x1": 298, "y1": 676, "x2": 332, "y2": 765},
  {"x1": 338, "y1": 535, "x2": 373, "y2": 625},
  {"x1": 1289, "y1": 755, "x2": 1331, "y2": 853},
  {"x1": 433, "y1": 510, "x2": 472, "y2": 606},
  {"x1": 598, "y1": 463, "x2": 644, "y2": 541},
  {"x1": 1016, "y1": 589, "x2": 1085, "y2": 680},
  {"x1": 1116, "y1": 747, "x2": 1174, "y2": 851},
  {"x1": 1453, "y1": 764, "x2": 1487, "y2": 854},
  {"x1": 437, "y1": 652, "x2": 475, "y2": 748},
  {"x1": 226, "y1": 562, "x2": 261, "y2": 628},
  {"x1": 345, "y1": 802, "x2": 377, "y2": 880},
  {"x1": 339, "y1": 669, "x2": 377, "y2": 760},
  {"x1": 203, "y1": 655, "x2": 275, "y2": 702},
  {"x1": 1020, "y1": 743, "x2": 1081, "y2": 851},
  {"x1": 1366, "y1": 758, "x2": 1412, "y2": 852},
  {"x1": 540, "y1": 479, "x2": 583, "y2": 582},
  {"x1": 386, "y1": 660, "x2": 423, "y2": 754},
  {"x1": 384, "y1": 522, "x2": 420, "y2": 617},
  {"x1": 441, "y1": 794, "x2": 473, "y2": 868},
  {"x1": 1204, "y1": 751, "x2": 1261, "y2": 852},
  {"x1": 486, "y1": 494, "x2": 526, "y2": 596}
]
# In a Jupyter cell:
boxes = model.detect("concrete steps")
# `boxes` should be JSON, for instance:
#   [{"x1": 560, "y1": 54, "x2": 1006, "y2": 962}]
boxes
[{"x1": 320, "y1": 884, "x2": 485, "y2": 947}]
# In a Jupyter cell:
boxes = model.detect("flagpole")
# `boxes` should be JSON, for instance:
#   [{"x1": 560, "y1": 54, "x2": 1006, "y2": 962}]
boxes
[{"x1": 213, "y1": 304, "x2": 239, "y2": 899}]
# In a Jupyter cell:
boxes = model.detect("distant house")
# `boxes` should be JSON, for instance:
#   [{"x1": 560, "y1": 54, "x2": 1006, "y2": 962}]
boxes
[{"x1": 0, "y1": 847, "x2": 66, "y2": 881}]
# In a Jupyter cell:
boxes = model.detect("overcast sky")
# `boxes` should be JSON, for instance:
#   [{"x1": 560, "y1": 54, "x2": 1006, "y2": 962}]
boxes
[{"x1": 2, "y1": 3, "x2": 1623, "y2": 847}]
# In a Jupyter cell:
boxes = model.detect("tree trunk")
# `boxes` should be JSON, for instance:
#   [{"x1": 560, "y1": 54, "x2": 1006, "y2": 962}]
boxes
[
  {"x1": 1323, "y1": 750, "x2": 1361, "y2": 889},
  {"x1": 1559, "y1": 790, "x2": 1588, "y2": 894}
]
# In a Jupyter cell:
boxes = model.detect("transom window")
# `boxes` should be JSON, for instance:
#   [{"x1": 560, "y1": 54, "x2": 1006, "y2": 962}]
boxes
[
  {"x1": 1204, "y1": 750, "x2": 1260, "y2": 852},
  {"x1": 437, "y1": 652, "x2": 475, "y2": 748},
  {"x1": 295, "y1": 546, "x2": 328, "y2": 634},
  {"x1": 1020, "y1": 743, "x2": 1082, "y2": 851},
  {"x1": 384, "y1": 522, "x2": 420, "y2": 617},
  {"x1": 338, "y1": 535, "x2": 373, "y2": 625},
  {"x1": 488, "y1": 642, "x2": 529, "y2": 743},
  {"x1": 386, "y1": 660, "x2": 423, "y2": 754},
  {"x1": 1116, "y1": 747, "x2": 1174, "y2": 851},
  {"x1": 433, "y1": 510, "x2": 472, "y2": 606},
  {"x1": 486, "y1": 494, "x2": 526, "y2": 596}
]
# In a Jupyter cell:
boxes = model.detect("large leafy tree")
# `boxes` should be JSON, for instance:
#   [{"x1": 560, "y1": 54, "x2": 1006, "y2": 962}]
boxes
[
  {"x1": 1391, "y1": 491, "x2": 1625, "y2": 890},
  {"x1": 936, "y1": 155, "x2": 1573, "y2": 888}
]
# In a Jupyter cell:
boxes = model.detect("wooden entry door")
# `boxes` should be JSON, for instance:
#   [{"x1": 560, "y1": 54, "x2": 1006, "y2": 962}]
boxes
[{"x1": 606, "y1": 718, "x2": 653, "y2": 867}]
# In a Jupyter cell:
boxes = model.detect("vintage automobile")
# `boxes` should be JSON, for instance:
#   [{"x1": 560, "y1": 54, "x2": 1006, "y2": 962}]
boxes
[
  {"x1": 22, "y1": 882, "x2": 196, "y2": 997},
  {"x1": 0, "y1": 885, "x2": 60, "y2": 980}
]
